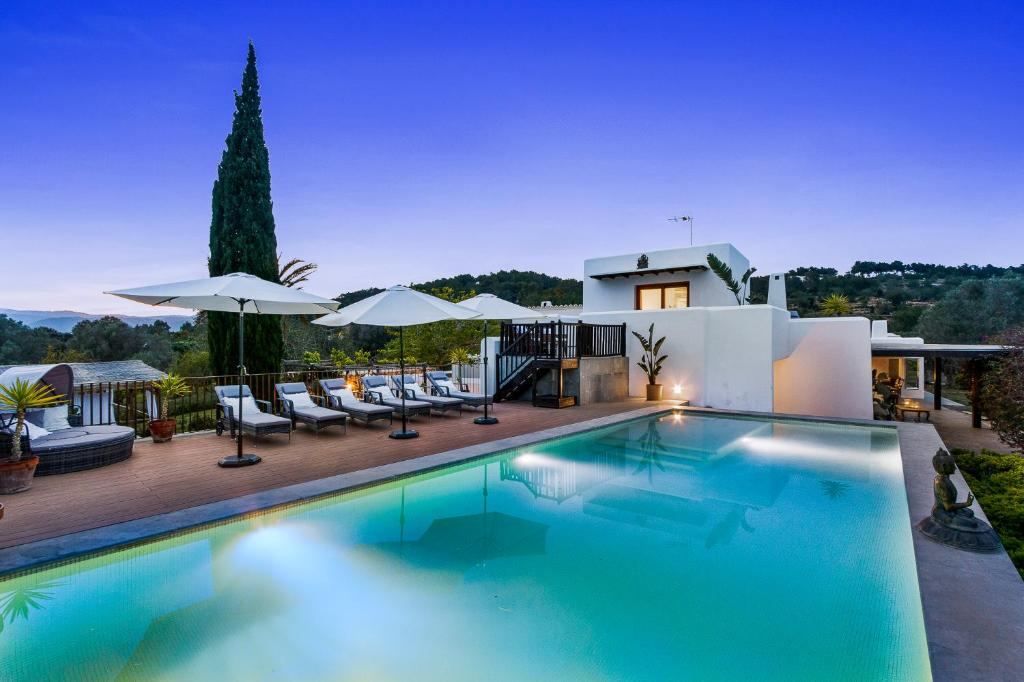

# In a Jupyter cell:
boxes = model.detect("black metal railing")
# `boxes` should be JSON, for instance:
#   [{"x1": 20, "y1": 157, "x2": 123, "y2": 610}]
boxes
[
  {"x1": 72, "y1": 363, "x2": 445, "y2": 438},
  {"x1": 494, "y1": 321, "x2": 626, "y2": 394}
]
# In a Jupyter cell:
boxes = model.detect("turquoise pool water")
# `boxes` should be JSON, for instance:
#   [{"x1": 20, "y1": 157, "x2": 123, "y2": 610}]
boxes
[{"x1": 0, "y1": 413, "x2": 931, "y2": 681}]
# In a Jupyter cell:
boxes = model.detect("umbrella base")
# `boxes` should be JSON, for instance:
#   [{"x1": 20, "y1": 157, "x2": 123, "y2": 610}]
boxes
[
  {"x1": 218, "y1": 454, "x2": 262, "y2": 468},
  {"x1": 389, "y1": 429, "x2": 419, "y2": 440},
  {"x1": 474, "y1": 416, "x2": 499, "y2": 425}
]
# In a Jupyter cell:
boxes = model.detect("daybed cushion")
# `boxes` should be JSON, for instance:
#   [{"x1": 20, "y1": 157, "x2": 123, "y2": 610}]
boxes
[
  {"x1": 28, "y1": 424, "x2": 135, "y2": 455},
  {"x1": 28, "y1": 406, "x2": 71, "y2": 433}
]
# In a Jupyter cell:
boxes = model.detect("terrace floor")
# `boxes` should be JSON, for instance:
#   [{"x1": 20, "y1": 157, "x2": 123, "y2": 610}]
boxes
[
  {"x1": 925, "y1": 406, "x2": 1016, "y2": 454},
  {"x1": 0, "y1": 399, "x2": 645, "y2": 550}
]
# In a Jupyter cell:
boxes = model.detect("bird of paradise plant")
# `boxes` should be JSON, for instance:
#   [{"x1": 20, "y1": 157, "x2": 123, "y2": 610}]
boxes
[
  {"x1": 706, "y1": 253, "x2": 757, "y2": 305},
  {"x1": 0, "y1": 379, "x2": 64, "y2": 462},
  {"x1": 631, "y1": 323, "x2": 667, "y2": 386}
]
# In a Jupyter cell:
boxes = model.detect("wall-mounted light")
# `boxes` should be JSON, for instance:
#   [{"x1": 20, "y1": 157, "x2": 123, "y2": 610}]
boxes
[{"x1": 672, "y1": 384, "x2": 682, "y2": 395}]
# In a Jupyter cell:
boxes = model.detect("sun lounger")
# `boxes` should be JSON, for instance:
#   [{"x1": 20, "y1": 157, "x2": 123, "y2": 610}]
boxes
[
  {"x1": 318, "y1": 378, "x2": 394, "y2": 425},
  {"x1": 425, "y1": 371, "x2": 491, "y2": 409},
  {"x1": 391, "y1": 374, "x2": 463, "y2": 416},
  {"x1": 275, "y1": 382, "x2": 348, "y2": 435},
  {"x1": 214, "y1": 385, "x2": 292, "y2": 442},
  {"x1": 361, "y1": 375, "x2": 432, "y2": 419}
]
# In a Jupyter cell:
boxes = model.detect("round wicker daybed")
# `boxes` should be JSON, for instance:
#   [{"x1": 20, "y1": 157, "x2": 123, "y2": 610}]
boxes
[{"x1": 0, "y1": 364, "x2": 136, "y2": 475}]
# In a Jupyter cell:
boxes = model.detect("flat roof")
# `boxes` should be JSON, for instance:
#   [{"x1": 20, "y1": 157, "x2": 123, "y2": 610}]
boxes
[
  {"x1": 589, "y1": 264, "x2": 708, "y2": 280},
  {"x1": 871, "y1": 342, "x2": 1007, "y2": 358}
]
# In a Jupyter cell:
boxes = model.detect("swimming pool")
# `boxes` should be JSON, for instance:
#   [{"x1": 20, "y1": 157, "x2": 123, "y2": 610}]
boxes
[{"x1": 0, "y1": 412, "x2": 931, "y2": 681}]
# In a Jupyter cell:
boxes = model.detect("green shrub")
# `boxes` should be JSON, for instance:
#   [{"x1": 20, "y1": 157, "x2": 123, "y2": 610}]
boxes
[
  {"x1": 170, "y1": 350, "x2": 211, "y2": 377},
  {"x1": 952, "y1": 448, "x2": 1024, "y2": 578},
  {"x1": 330, "y1": 348, "x2": 354, "y2": 368},
  {"x1": 302, "y1": 350, "x2": 322, "y2": 365}
]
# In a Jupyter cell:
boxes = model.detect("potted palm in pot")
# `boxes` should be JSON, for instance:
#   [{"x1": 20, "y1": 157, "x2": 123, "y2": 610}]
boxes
[
  {"x1": 0, "y1": 378, "x2": 64, "y2": 494},
  {"x1": 632, "y1": 323, "x2": 668, "y2": 401},
  {"x1": 149, "y1": 374, "x2": 190, "y2": 442}
]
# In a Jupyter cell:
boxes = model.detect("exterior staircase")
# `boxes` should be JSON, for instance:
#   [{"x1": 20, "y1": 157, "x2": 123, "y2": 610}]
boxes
[{"x1": 493, "y1": 321, "x2": 625, "y2": 408}]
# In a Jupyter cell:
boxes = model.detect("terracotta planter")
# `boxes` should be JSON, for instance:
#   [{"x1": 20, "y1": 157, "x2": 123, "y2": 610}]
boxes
[
  {"x1": 646, "y1": 384, "x2": 663, "y2": 401},
  {"x1": 0, "y1": 456, "x2": 40, "y2": 494},
  {"x1": 149, "y1": 419, "x2": 176, "y2": 443}
]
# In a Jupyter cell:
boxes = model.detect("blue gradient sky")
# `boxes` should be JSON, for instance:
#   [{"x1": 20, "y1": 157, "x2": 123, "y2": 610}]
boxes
[{"x1": 2, "y1": 1, "x2": 1022, "y2": 313}]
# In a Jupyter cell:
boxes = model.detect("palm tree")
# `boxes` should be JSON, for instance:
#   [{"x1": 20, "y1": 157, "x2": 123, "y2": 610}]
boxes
[
  {"x1": 819, "y1": 293, "x2": 853, "y2": 317},
  {"x1": 278, "y1": 254, "x2": 318, "y2": 289},
  {"x1": 277, "y1": 255, "x2": 320, "y2": 352},
  {"x1": 0, "y1": 379, "x2": 64, "y2": 462}
]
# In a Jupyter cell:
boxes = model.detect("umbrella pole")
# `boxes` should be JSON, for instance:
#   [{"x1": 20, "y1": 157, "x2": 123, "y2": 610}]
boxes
[
  {"x1": 390, "y1": 326, "x2": 418, "y2": 439},
  {"x1": 219, "y1": 300, "x2": 262, "y2": 467},
  {"x1": 474, "y1": 319, "x2": 498, "y2": 425}
]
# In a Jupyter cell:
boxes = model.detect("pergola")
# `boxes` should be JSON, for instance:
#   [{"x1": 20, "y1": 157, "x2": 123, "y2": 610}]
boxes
[{"x1": 870, "y1": 342, "x2": 1007, "y2": 428}]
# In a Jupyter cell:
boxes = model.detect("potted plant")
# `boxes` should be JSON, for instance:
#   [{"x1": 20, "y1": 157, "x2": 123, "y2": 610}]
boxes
[
  {"x1": 149, "y1": 374, "x2": 191, "y2": 443},
  {"x1": 0, "y1": 378, "x2": 64, "y2": 494},
  {"x1": 632, "y1": 323, "x2": 668, "y2": 401}
]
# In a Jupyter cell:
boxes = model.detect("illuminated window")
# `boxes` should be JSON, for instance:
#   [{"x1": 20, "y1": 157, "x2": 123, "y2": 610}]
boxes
[{"x1": 636, "y1": 282, "x2": 690, "y2": 310}]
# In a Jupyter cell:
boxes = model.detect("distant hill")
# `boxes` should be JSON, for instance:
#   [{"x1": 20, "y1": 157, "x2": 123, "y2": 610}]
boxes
[
  {"x1": 748, "y1": 261, "x2": 1024, "y2": 333},
  {"x1": 336, "y1": 270, "x2": 583, "y2": 307},
  {"x1": 0, "y1": 308, "x2": 192, "y2": 333}
]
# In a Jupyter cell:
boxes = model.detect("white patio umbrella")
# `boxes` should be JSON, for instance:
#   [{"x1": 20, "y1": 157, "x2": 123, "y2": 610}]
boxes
[
  {"x1": 106, "y1": 272, "x2": 340, "y2": 467},
  {"x1": 313, "y1": 285, "x2": 480, "y2": 439},
  {"x1": 457, "y1": 294, "x2": 539, "y2": 425}
]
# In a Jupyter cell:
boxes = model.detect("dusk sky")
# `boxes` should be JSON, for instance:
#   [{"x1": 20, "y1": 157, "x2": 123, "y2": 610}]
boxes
[{"x1": 2, "y1": 1, "x2": 1021, "y2": 314}]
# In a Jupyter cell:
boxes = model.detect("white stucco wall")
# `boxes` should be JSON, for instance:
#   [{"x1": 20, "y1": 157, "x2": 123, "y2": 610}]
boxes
[
  {"x1": 773, "y1": 317, "x2": 873, "y2": 419},
  {"x1": 580, "y1": 307, "x2": 872, "y2": 419},
  {"x1": 583, "y1": 243, "x2": 751, "y2": 313},
  {"x1": 582, "y1": 305, "x2": 781, "y2": 412}
]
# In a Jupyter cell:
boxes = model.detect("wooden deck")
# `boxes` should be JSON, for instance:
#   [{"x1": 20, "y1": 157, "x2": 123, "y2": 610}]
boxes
[{"x1": 0, "y1": 400, "x2": 645, "y2": 550}]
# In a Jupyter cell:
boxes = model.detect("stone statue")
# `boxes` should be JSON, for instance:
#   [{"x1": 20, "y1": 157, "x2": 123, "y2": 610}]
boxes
[
  {"x1": 916, "y1": 448, "x2": 1001, "y2": 552},
  {"x1": 637, "y1": 254, "x2": 649, "y2": 269}
]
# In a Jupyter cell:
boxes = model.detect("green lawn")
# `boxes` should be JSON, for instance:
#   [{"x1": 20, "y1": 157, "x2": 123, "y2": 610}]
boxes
[{"x1": 953, "y1": 449, "x2": 1024, "y2": 579}]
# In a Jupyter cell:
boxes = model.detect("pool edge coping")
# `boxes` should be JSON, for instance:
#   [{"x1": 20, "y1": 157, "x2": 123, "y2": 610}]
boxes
[
  {"x1": 893, "y1": 421, "x2": 1024, "y2": 682},
  {"x1": 0, "y1": 404, "x2": 670, "y2": 577}
]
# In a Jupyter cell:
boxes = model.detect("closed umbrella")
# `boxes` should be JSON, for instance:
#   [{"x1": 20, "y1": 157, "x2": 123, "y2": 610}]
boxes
[
  {"x1": 106, "y1": 272, "x2": 339, "y2": 467},
  {"x1": 313, "y1": 285, "x2": 479, "y2": 439},
  {"x1": 457, "y1": 294, "x2": 539, "y2": 425}
]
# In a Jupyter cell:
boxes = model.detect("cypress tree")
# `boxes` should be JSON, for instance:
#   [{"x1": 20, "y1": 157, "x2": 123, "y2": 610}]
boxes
[{"x1": 207, "y1": 42, "x2": 283, "y2": 376}]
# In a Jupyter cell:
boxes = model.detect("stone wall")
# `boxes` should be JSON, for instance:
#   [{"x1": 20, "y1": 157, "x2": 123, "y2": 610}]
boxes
[{"x1": 577, "y1": 356, "x2": 629, "y2": 405}]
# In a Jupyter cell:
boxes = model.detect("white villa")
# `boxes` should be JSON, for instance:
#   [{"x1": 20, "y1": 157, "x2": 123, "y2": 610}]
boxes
[
  {"x1": 495, "y1": 241, "x2": 1000, "y2": 423},
  {"x1": 578, "y1": 243, "x2": 872, "y2": 419}
]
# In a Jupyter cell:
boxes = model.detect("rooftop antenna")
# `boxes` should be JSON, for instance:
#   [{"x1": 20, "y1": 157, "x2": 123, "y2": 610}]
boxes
[{"x1": 668, "y1": 215, "x2": 694, "y2": 245}]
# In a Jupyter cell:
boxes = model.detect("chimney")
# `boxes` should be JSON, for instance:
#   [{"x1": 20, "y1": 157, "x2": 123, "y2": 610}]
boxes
[{"x1": 767, "y1": 273, "x2": 787, "y2": 309}]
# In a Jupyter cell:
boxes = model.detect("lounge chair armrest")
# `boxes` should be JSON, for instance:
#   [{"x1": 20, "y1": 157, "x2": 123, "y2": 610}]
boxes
[
  {"x1": 459, "y1": 382, "x2": 470, "y2": 392},
  {"x1": 279, "y1": 397, "x2": 295, "y2": 417},
  {"x1": 254, "y1": 398, "x2": 273, "y2": 413},
  {"x1": 402, "y1": 388, "x2": 417, "y2": 400},
  {"x1": 219, "y1": 403, "x2": 235, "y2": 421},
  {"x1": 365, "y1": 390, "x2": 385, "y2": 404},
  {"x1": 432, "y1": 385, "x2": 451, "y2": 397},
  {"x1": 310, "y1": 393, "x2": 329, "y2": 406}
]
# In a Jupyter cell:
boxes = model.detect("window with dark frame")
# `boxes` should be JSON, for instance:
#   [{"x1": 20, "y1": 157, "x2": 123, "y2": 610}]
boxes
[{"x1": 635, "y1": 282, "x2": 690, "y2": 310}]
